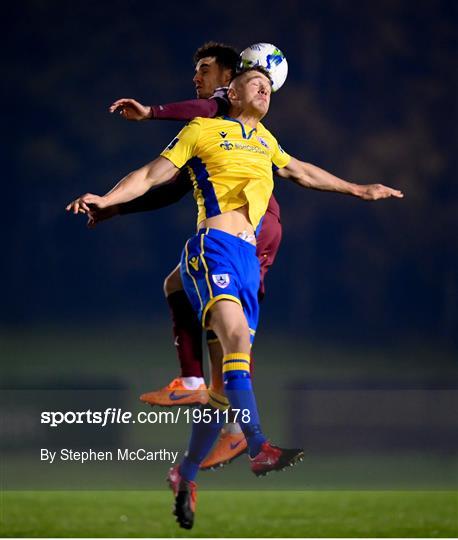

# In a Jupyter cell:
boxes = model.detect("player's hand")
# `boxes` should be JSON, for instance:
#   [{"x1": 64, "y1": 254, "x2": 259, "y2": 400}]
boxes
[
  {"x1": 359, "y1": 184, "x2": 404, "y2": 201},
  {"x1": 109, "y1": 98, "x2": 152, "y2": 121},
  {"x1": 65, "y1": 193, "x2": 107, "y2": 215},
  {"x1": 86, "y1": 205, "x2": 120, "y2": 228}
]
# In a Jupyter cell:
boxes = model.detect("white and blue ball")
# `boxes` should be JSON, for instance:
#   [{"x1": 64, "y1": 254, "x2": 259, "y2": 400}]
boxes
[{"x1": 239, "y1": 43, "x2": 288, "y2": 92}]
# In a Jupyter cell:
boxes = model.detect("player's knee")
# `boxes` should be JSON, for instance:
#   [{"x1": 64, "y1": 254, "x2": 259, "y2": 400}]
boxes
[
  {"x1": 220, "y1": 322, "x2": 250, "y2": 352},
  {"x1": 208, "y1": 301, "x2": 250, "y2": 352},
  {"x1": 163, "y1": 267, "x2": 183, "y2": 296}
]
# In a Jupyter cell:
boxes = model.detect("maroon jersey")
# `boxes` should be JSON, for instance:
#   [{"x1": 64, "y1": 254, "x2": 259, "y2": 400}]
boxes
[
  {"x1": 150, "y1": 87, "x2": 230, "y2": 120},
  {"x1": 257, "y1": 194, "x2": 282, "y2": 300}
]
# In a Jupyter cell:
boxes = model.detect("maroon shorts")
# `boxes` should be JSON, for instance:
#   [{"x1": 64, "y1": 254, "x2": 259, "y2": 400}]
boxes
[{"x1": 256, "y1": 194, "x2": 282, "y2": 300}]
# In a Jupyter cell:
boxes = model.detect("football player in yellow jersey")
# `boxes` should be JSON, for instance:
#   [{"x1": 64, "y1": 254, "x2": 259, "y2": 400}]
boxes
[{"x1": 67, "y1": 67, "x2": 403, "y2": 529}]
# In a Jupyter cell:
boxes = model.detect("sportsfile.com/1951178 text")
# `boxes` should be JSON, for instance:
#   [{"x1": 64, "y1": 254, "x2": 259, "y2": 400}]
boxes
[{"x1": 40, "y1": 407, "x2": 251, "y2": 428}]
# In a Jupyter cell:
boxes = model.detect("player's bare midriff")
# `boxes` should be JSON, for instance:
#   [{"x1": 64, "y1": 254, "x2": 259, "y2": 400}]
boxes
[{"x1": 197, "y1": 205, "x2": 256, "y2": 245}]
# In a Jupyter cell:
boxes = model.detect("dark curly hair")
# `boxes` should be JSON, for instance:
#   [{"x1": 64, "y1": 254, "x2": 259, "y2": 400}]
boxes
[{"x1": 193, "y1": 42, "x2": 239, "y2": 75}]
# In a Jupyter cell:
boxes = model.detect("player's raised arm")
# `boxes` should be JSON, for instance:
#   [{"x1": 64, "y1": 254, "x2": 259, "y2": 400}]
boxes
[
  {"x1": 66, "y1": 156, "x2": 179, "y2": 215},
  {"x1": 109, "y1": 96, "x2": 222, "y2": 121},
  {"x1": 276, "y1": 157, "x2": 404, "y2": 201},
  {"x1": 108, "y1": 98, "x2": 153, "y2": 121}
]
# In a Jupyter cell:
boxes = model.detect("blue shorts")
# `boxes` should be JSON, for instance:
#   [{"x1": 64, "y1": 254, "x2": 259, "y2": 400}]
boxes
[{"x1": 180, "y1": 228, "x2": 260, "y2": 343}]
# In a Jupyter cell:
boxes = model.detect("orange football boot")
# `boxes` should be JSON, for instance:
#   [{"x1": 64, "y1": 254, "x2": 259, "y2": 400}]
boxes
[
  {"x1": 200, "y1": 428, "x2": 248, "y2": 470},
  {"x1": 140, "y1": 377, "x2": 208, "y2": 407}
]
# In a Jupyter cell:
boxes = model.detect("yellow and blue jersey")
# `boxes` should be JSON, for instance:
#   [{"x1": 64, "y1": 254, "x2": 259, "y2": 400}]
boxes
[{"x1": 161, "y1": 116, "x2": 291, "y2": 230}]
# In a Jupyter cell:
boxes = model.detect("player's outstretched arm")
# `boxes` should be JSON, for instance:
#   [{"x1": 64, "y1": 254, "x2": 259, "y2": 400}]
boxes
[
  {"x1": 66, "y1": 156, "x2": 179, "y2": 215},
  {"x1": 109, "y1": 97, "x2": 220, "y2": 121},
  {"x1": 87, "y1": 172, "x2": 192, "y2": 228},
  {"x1": 276, "y1": 157, "x2": 404, "y2": 200}
]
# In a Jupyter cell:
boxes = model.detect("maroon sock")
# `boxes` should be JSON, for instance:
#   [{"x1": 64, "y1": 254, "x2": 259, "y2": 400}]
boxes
[{"x1": 167, "y1": 290, "x2": 204, "y2": 378}]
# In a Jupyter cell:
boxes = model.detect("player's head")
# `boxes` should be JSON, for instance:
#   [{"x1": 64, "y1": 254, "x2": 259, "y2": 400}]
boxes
[
  {"x1": 227, "y1": 67, "x2": 273, "y2": 119},
  {"x1": 193, "y1": 42, "x2": 239, "y2": 99}
]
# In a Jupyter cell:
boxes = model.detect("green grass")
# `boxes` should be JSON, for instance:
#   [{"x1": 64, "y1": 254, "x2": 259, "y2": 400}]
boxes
[{"x1": 1, "y1": 490, "x2": 456, "y2": 537}]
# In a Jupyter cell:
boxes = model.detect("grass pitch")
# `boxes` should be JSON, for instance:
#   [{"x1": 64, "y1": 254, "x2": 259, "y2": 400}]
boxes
[{"x1": 1, "y1": 490, "x2": 456, "y2": 537}]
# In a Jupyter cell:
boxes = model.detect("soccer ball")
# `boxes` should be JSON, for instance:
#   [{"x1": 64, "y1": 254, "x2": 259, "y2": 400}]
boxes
[{"x1": 239, "y1": 43, "x2": 288, "y2": 92}]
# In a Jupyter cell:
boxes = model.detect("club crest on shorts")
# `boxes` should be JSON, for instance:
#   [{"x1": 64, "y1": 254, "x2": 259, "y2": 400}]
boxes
[{"x1": 212, "y1": 274, "x2": 230, "y2": 288}]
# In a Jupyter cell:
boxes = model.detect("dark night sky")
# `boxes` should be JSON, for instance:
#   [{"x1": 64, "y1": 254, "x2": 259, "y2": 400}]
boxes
[{"x1": 3, "y1": 0, "x2": 457, "y2": 347}]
